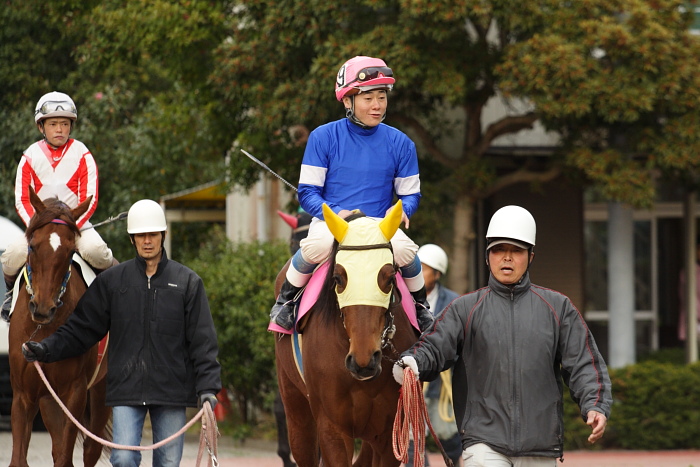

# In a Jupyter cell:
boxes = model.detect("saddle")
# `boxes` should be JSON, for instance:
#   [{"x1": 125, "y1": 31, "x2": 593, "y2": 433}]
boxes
[{"x1": 268, "y1": 261, "x2": 420, "y2": 335}]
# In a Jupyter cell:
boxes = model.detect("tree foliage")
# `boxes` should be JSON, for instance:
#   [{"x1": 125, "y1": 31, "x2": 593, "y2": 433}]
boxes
[{"x1": 214, "y1": 0, "x2": 700, "y2": 291}]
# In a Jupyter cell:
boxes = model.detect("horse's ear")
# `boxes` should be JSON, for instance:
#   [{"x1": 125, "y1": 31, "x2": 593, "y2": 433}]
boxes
[
  {"x1": 72, "y1": 195, "x2": 93, "y2": 221},
  {"x1": 28, "y1": 186, "x2": 46, "y2": 214},
  {"x1": 379, "y1": 200, "x2": 403, "y2": 241},
  {"x1": 323, "y1": 203, "x2": 348, "y2": 243}
]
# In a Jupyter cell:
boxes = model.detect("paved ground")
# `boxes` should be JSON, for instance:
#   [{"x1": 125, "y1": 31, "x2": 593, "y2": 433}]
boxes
[{"x1": 1, "y1": 430, "x2": 699, "y2": 467}]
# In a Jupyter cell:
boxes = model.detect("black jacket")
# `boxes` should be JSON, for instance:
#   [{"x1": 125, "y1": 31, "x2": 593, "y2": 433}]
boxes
[
  {"x1": 405, "y1": 272, "x2": 612, "y2": 459},
  {"x1": 42, "y1": 250, "x2": 221, "y2": 407}
]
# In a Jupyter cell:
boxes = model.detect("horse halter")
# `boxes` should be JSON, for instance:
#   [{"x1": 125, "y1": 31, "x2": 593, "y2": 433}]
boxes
[
  {"x1": 336, "y1": 241, "x2": 397, "y2": 349},
  {"x1": 25, "y1": 218, "x2": 74, "y2": 308}
]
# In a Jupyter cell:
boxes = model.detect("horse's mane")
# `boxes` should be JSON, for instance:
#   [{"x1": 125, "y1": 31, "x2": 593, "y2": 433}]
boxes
[
  {"x1": 314, "y1": 210, "x2": 400, "y2": 327},
  {"x1": 25, "y1": 197, "x2": 81, "y2": 241}
]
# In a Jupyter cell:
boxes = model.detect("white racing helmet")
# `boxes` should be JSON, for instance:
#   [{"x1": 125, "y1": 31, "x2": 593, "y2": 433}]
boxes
[
  {"x1": 417, "y1": 244, "x2": 449, "y2": 275},
  {"x1": 35, "y1": 92, "x2": 77, "y2": 123},
  {"x1": 486, "y1": 205, "x2": 536, "y2": 250},
  {"x1": 127, "y1": 200, "x2": 167, "y2": 234}
]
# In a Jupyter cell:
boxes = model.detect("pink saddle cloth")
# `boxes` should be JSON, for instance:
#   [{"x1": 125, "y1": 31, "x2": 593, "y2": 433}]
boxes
[{"x1": 268, "y1": 262, "x2": 419, "y2": 334}]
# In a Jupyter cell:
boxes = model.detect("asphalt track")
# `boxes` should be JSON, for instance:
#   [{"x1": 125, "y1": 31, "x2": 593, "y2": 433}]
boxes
[{"x1": 1, "y1": 431, "x2": 699, "y2": 466}]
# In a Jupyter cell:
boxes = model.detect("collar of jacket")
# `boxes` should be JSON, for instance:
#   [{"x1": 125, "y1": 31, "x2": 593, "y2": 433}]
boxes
[
  {"x1": 488, "y1": 271, "x2": 531, "y2": 300},
  {"x1": 135, "y1": 248, "x2": 169, "y2": 277}
]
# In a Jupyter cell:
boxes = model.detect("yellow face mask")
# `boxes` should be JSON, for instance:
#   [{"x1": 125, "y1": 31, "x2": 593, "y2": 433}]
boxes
[{"x1": 335, "y1": 217, "x2": 394, "y2": 309}]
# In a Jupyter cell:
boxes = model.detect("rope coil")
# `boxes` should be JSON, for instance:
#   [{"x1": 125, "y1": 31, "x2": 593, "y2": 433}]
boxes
[{"x1": 392, "y1": 367, "x2": 454, "y2": 467}]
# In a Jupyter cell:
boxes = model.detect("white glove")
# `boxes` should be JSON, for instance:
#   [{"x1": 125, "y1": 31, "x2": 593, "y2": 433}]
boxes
[{"x1": 392, "y1": 356, "x2": 419, "y2": 386}]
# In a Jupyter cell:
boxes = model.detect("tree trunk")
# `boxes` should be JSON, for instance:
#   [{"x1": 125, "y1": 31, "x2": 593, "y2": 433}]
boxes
[{"x1": 449, "y1": 193, "x2": 475, "y2": 294}]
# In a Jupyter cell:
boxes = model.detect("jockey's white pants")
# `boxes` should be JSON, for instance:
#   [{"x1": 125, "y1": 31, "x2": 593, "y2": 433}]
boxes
[
  {"x1": 287, "y1": 217, "x2": 423, "y2": 292},
  {"x1": 1, "y1": 226, "x2": 114, "y2": 276}
]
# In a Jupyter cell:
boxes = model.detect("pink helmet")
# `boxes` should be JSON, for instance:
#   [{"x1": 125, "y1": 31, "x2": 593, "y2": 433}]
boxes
[{"x1": 335, "y1": 56, "x2": 395, "y2": 101}]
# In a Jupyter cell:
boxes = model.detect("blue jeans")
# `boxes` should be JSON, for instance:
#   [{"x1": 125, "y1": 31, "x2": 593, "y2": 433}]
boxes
[{"x1": 110, "y1": 405, "x2": 186, "y2": 467}]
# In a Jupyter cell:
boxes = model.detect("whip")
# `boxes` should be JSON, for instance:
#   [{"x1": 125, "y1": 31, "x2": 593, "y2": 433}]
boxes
[
  {"x1": 80, "y1": 211, "x2": 128, "y2": 231},
  {"x1": 240, "y1": 149, "x2": 298, "y2": 192}
]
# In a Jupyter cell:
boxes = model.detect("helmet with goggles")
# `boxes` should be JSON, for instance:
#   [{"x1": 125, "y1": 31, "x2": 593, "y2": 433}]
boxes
[
  {"x1": 335, "y1": 56, "x2": 395, "y2": 101},
  {"x1": 35, "y1": 92, "x2": 77, "y2": 124}
]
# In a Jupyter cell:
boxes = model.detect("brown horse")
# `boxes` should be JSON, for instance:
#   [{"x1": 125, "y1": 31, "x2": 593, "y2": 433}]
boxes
[
  {"x1": 8, "y1": 187, "x2": 110, "y2": 467},
  {"x1": 274, "y1": 202, "x2": 419, "y2": 466}
]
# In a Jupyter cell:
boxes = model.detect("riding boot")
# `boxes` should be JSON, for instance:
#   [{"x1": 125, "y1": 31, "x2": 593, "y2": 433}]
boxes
[
  {"x1": 1, "y1": 273, "x2": 17, "y2": 323},
  {"x1": 411, "y1": 286, "x2": 434, "y2": 333},
  {"x1": 270, "y1": 279, "x2": 303, "y2": 331}
]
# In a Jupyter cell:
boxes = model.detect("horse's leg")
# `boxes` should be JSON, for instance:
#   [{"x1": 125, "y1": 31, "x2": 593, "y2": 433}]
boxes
[
  {"x1": 274, "y1": 391, "x2": 297, "y2": 467},
  {"x1": 316, "y1": 417, "x2": 354, "y2": 466},
  {"x1": 9, "y1": 391, "x2": 38, "y2": 467},
  {"x1": 83, "y1": 377, "x2": 111, "y2": 467},
  {"x1": 48, "y1": 385, "x2": 87, "y2": 467},
  {"x1": 352, "y1": 442, "x2": 374, "y2": 467}
]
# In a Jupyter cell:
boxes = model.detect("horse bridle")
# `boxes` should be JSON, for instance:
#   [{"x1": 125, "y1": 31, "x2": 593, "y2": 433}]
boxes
[
  {"x1": 25, "y1": 218, "x2": 74, "y2": 309},
  {"x1": 336, "y1": 241, "x2": 397, "y2": 350}
]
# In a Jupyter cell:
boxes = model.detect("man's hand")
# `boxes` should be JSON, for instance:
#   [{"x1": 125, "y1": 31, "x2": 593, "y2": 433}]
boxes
[
  {"x1": 199, "y1": 393, "x2": 218, "y2": 410},
  {"x1": 392, "y1": 356, "x2": 419, "y2": 385},
  {"x1": 586, "y1": 410, "x2": 607, "y2": 443},
  {"x1": 22, "y1": 341, "x2": 48, "y2": 362}
]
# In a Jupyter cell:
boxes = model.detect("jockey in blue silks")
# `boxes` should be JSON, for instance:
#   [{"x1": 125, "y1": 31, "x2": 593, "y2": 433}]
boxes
[{"x1": 270, "y1": 55, "x2": 433, "y2": 333}]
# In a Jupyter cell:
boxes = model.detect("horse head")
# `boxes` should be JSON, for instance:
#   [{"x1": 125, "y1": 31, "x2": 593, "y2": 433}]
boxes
[
  {"x1": 24, "y1": 186, "x2": 92, "y2": 324},
  {"x1": 323, "y1": 201, "x2": 403, "y2": 381}
]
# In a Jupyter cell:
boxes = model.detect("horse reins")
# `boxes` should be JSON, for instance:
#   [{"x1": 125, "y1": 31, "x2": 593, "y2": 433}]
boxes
[{"x1": 24, "y1": 218, "x2": 74, "y2": 308}]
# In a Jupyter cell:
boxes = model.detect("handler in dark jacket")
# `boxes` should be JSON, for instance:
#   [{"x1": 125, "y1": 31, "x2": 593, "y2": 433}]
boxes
[
  {"x1": 393, "y1": 206, "x2": 612, "y2": 467},
  {"x1": 23, "y1": 199, "x2": 221, "y2": 467}
]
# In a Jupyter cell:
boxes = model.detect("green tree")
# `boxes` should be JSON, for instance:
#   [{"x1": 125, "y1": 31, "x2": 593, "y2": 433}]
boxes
[
  {"x1": 0, "y1": 1, "x2": 237, "y2": 259},
  {"x1": 214, "y1": 0, "x2": 700, "y2": 293},
  {"x1": 190, "y1": 230, "x2": 289, "y2": 423}
]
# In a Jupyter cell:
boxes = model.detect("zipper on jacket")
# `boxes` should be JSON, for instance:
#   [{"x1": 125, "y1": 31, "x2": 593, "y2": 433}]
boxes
[{"x1": 510, "y1": 290, "x2": 520, "y2": 450}]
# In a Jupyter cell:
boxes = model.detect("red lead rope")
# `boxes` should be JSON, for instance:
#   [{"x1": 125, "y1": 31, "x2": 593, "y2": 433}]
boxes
[{"x1": 392, "y1": 367, "x2": 455, "y2": 467}]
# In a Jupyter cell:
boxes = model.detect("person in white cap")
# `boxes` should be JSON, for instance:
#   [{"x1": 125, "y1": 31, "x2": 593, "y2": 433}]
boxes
[
  {"x1": 1, "y1": 91, "x2": 113, "y2": 321},
  {"x1": 22, "y1": 199, "x2": 221, "y2": 467},
  {"x1": 270, "y1": 55, "x2": 433, "y2": 333},
  {"x1": 393, "y1": 206, "x2": 612, "y2": 467}
]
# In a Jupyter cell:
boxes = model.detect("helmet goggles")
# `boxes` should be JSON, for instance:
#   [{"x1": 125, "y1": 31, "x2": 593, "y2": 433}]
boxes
[
  {"x1": 35, "y1": 100, "x2": 77, "y2": 119},
  {"x1": 345, "y1": 66, "x2": 393, "y2": 86}
]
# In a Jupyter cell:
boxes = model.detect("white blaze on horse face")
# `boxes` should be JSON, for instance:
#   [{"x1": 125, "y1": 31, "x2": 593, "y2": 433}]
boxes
[
  {"x1": 49, "y1": 232, "x2": 62, "y2": 252},
  {"x1": 335, "y1": 217, "x2": 393, "y2": 309}
]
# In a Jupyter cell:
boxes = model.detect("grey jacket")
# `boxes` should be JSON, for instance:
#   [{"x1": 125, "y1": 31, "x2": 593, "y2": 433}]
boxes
[{"x1": 404, "y1": 272, "x2": 612, "y2": 459}]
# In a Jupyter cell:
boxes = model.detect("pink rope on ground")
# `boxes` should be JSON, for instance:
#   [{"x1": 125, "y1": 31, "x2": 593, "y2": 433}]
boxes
[{"x1": 32, "y1": 360, "x2": 219, "y2": 466}]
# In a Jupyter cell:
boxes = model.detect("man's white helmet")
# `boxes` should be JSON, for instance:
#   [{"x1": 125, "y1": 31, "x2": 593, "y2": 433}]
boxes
[
  {"x1": 486, "y1": 205, "x2": 536, "y2": 250},
  {"x1": 35, "y1": 92, "x2": 77, "y2": 123},
  {"x1": 127, "y1": 200, "x2": 167, "y2": 234},
  {"x1": 417, "y1": 244, "x2": 449, "y2": 275}
]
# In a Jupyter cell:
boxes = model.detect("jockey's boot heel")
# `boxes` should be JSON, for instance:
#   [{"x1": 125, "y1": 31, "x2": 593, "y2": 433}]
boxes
[
  {"x1": 270, "y1": 279, "x2": 303, "y2": 331},
  {"x1": 411, "y1": 286, "x2": 434, "y2": 333}
]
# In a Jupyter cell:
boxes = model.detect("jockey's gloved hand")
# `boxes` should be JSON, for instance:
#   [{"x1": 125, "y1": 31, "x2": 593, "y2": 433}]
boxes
[
  {"x1": 392, "y1": 356, "x2": 419, "y2": 386},
  {"x1": 22, "y1": 341, "x2": 48, "y2": 362},
  {"x1": 198, "y1": 393, "x2": 218, "y2": 410}
]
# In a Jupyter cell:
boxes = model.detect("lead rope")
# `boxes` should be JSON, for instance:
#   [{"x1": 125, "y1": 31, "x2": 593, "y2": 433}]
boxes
[
  {"x1": 392, "y1": 367, "x2": 454, "y2": 467},
  {"x1": 31, "y1": 360, "x2": 219, "y2": 466}
]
